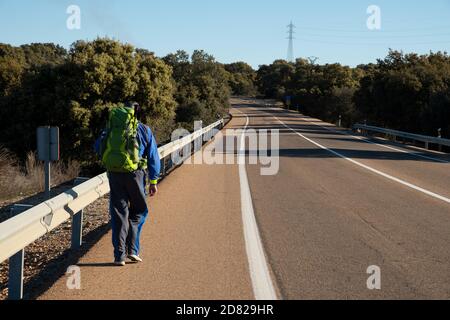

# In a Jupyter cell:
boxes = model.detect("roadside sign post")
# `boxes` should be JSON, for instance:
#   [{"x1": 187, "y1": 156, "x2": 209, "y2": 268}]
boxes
[
  {"x1": 44, "y1": 161, "x2": 50, "y2": 199},
  {"x1": 285, "y1": 96, "x2": 292, "y2": 110},
  {"x1": 37, "y1": 127, "x2": 60, "y2": 199}
]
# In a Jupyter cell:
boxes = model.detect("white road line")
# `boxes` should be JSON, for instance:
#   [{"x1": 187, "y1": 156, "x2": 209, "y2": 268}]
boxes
[
  {"x1": 237, "y1": 109, "x2": 278, "y2": 300},
  {"x1": 273, "y1": 115, "x2": 450, "y2": 205},
  {"x1": 299, "y1": 114, "x2": 449, "y2": 164}
]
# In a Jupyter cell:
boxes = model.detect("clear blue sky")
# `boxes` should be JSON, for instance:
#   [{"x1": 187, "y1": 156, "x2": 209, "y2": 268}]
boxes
[{"x1": 1, "y1": 0, "x2": 450, "y2": 68}]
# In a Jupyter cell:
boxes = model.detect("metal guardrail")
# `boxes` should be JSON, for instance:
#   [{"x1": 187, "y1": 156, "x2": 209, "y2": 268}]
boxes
[
  {"x1": 0, "y1": 118, "x2": 225, "y2": 300},
  {"x1": 353, "y1": 124, "x2": 450, "y2": 150}
]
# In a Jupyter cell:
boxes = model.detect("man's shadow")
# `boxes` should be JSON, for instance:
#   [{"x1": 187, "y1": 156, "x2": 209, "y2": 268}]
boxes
[{"x1": 77, "y1": 262, "x2": 138, "y2": 267}]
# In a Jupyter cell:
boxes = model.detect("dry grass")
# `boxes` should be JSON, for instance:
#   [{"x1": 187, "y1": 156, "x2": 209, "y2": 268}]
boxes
[{"x1": 0, "y1": 148, "x2": 81, "y2": 200}]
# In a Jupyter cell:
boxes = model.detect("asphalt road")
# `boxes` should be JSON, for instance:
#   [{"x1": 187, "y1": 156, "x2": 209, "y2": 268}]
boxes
[
  {"x1": 39, "y1": 98, "x2": 450, "y2": 300},
  {"x1": 236, "y1": 99, "x2": 450, "y2": 299}
]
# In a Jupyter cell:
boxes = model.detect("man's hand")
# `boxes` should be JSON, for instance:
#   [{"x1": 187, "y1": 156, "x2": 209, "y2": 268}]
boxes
[{"x1": 149, "y1": 184, "x2": 158, "y2": 197}]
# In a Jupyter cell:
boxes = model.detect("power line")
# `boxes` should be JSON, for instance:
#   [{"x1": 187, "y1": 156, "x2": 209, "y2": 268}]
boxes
[
  {"x1": 297, "y1": 32, "x2": 450, "y2": 39},
  {"x1": 296, "y1": 25, "x2": 450, "y2": 34},
  {"x1": 295, "y1": 37, "x2": 450, "y2": 46}
]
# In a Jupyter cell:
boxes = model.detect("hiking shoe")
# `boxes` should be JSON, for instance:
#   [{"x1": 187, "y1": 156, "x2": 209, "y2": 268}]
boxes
[
  {"x1": 114, "y1": 260, "x2": 126, "y2": 267},
  {"x1": 128, "y1": 254, "x2": 143, "y2": 263}
]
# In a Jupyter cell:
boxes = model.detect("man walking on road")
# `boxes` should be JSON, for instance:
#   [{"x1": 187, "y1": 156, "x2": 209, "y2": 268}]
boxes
[{"x1": 95, "y1": 101, "x2": 161, "y2": 266}]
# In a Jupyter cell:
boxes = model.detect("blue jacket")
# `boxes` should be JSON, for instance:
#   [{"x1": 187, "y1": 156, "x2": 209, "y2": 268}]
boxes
[{"x1": 94, "y1": 123, "x2": 161, "y2": 185}]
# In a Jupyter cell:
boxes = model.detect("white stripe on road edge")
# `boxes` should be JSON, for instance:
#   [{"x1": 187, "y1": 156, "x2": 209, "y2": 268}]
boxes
[
  {"x1": 238, "y1": 110, "x2": 278, "y2": 300},
  {"x1": 274, "y1": 115, "x2": 450, "y2": 205},
  {"x1": 300, "y1": 115, "x2": 449, "y2": 164}
]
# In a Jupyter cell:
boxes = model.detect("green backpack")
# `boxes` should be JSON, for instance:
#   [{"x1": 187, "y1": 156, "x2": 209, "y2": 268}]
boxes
[{"x1": 101, "y1": 106, "x2": 141, "y2": 173}]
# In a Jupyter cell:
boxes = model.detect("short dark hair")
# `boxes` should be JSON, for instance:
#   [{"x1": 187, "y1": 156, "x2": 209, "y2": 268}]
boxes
[{"x1": 126, "y1": 101, "x2": 142, "y2": 120}]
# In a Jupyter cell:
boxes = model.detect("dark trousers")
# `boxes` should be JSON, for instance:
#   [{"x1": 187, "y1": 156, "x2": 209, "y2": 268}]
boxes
[{"x1": 108, "y1": 170, "x2": 149, "y2": 261}]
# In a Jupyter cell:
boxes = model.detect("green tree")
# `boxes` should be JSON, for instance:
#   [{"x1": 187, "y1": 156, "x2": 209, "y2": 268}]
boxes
[
  {"x1": 224, "y1": 62, "x2": 257, "y2": 96},
  {"x1": 20, "y1": 43, "x2": 67, "y2": 67},
  {"x1": 354, "y1": 50, "x2": 450, "y2": 137},
  {"x1": 0, "y1": 44, "x2": 26, "y2": 97},
  {"x1": 0, "y1": 38, "x2": 176, "y2": 162},
  {"x1": 163, "y1": 50, "x2": 230, "y2": 129},
  {"x1": 256, "y1": 60, "x2": 295, "y2": 100}
]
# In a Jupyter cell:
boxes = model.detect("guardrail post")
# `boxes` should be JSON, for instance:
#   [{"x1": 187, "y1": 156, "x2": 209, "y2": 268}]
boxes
[
  {"x1": 8, "y1": 204, "x2": 32, "y2": 300},
  {"x1": 71, "y1": 177, "x2": 89, "y2": 250},
  {"x1": 8, "y1": 249, "x2": 24, "y2": 300},
  {"x1": 161, "y1": 158, "x2": 166, "y2": 176},
  {"x1": 71, "y1": 211, "x2": 83, "y2": 250},
  {"x1": 167, "y1": 155, "x2": 173, "y2": 172},
  {"x1": 438, "y1": 128, "x2": 442, "y2": 152}
]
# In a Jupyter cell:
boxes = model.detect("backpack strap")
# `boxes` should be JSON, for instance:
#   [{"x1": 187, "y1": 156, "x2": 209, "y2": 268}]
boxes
[{"x1": 138, "y1": 123, "x2": 151, "y2": 170}]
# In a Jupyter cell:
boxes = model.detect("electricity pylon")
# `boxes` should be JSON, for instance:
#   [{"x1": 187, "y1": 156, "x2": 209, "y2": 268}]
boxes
[{"x1": 287, "y1": 21, "x2": 296, "y2": 63}]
